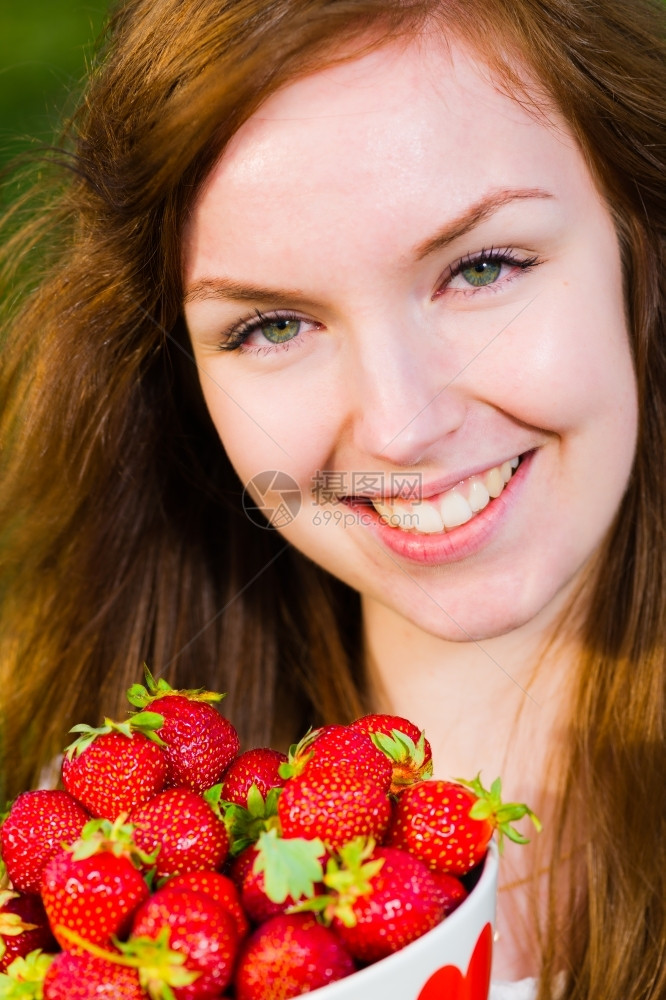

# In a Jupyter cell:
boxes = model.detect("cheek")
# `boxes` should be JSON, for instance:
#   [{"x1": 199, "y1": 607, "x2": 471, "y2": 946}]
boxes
[
  {"x1": 199, "y1": 369, "x2": 339, "y2": 489},
  {"x1": 482, "y1": 276, "x2": 636, "y2": 438}
]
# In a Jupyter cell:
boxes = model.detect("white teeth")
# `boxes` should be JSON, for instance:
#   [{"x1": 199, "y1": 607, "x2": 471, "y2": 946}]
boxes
[
  {"x1": 368, "y1": 456, "x2": 520, "y2": 535},
  {"x1": 407, "y1": 502, "x2": 445, "y2": 534},
  {"x1": 377, "y1": 503, "x2": 414, "y2": 529},
  {"x1": 468, "y1": 477, "x2": 490, "y2": 513},
  {"x1": 439, "y1": 489, "x2": 473, "y2": 528},
  {"x1": 484, "y1": 466, "x2": 504, "y2": 498},
  {"x1": 373, "y1": 500, "x2": 394, "y2": 522}
]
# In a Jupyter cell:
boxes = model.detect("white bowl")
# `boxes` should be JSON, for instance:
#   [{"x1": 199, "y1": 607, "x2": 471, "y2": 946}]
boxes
[{"x1": 309, "y1": 841, "x2": 498, "y2": 1000}]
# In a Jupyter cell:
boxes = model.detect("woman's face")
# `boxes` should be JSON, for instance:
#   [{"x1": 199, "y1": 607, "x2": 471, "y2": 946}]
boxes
[{"x1": 182, "y1": 33, "x2": 638, "y2": 642}]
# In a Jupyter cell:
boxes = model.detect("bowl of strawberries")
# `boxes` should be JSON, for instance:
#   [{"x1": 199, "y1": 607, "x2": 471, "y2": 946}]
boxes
[{"x1": 0, "y1": 670, "x2": 538, "y2": 999}]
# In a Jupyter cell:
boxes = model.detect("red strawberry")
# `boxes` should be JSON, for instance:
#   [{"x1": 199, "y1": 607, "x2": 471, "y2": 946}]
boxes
[
  {"x1": 234, "y1": 913, "x2": 355, "y2": 1000},
  {"x1": 43, "y1": 951, "x2": 147, "y2": 999},
  {"x1": 130, "y1": 884, "x2": 239, "y2": 998},
  {"x1": 40, "y1": 818, "x2": 151, "y2": 951},
  {"x1": 131, "y1": 788, "x2": 229, "y2": 879},
  {"x1": 282, "y1": 725, "x2": 392, "y2": 792},
  {"x1": 218, "y1": 748, "x2": 288, "y2": 807},
  {"x1": 61, "y1": 715, "x2": 167, "y2": 820},
  {"x1": 0, "y1": 790, "x2": 90, "y2": 893},
  {"x1": 127, "y1": 669, "x2": 240, "y2": 793},
  {"x1": 228, "y1": 844, "x2": 258, "y2": 892},
  {"x1": 386, "y1": 775, "x2": 541, "y2": 875},
  {"x1": 0, "y1": 890, "x2": 56, "y2": 972},
  {"x1": 163, "y1": 871, "x2": 249, "y2": 939},
  {"x1": 278, "y1": 772, "x2": 392, "y2": 851},
  {"x1": 349, "y1": 714, "x2": 433, "y2": 792},
  {"x1": 311, "y1": 840, "x2": 446, "y2": 963},
  {"x1": 431, "y1": 870, "x2": 469, "y2": 915}
]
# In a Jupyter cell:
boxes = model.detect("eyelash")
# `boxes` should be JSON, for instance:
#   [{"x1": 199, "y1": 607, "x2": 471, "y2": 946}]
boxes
[{"x1": 217, "y1": 247, "x2": 542, "y2": 353}]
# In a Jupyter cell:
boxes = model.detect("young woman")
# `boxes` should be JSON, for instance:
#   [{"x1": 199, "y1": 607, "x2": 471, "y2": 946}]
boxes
[{"x1": 1, "y1": 1, "x2": 665, "y2": 997}]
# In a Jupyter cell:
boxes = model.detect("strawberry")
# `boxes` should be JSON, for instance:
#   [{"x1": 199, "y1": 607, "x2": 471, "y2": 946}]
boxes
[
  {"x1": 431, "y1": 870, "x2": 469, "y2": 915},
  {"x1": 162, "y1": 871, "x2": 249, "y2": 940},
  {"x1": 228, "y1": 845, "x2": 257, "y2": 892},
  {"x1": 0, "y1": 790, "x2": 90, "y2": 893},
  {"x1": 131, "y1": 788, "x2": 229, "y2": 879},
  {"x1": 386, "y1": 775, "x2": 541, "y2": 875},
  {"x1": 218, "y1": 748, "x2": 288, "y2": 807},
  {"x1": 127, "y1": 668, "x2": 240, "y2": 793},
  {"x1": 61, "y1": 715, "x2": 167, "y2": 820},
  {"x1": 40, "y1": 817, "x2": 151, "y2": 951},
  {"x1": 0, "y1": 891, "x2": 56, "y2": 972},
  {"x1": 234, "y1": 913, "x2": 355, "y2": 1000},
  {"x1": 130, "y1": 884, "x2": 239, "y2": 998},
  {"x1": 306, "y1": 839, "x2": 445, "y2": 963},
  {"x1": 281, "y1": 725, "x2": 392, "y2": 792},
  {"x1": 42, "y1": 951, "x2": 147, "y2": 999},
  {"x1": 349, "y1": 714, "x2": 433, "y2": 792},
  {"x1": 278, "y1": 772, "x2": 392, "y2": 851}
]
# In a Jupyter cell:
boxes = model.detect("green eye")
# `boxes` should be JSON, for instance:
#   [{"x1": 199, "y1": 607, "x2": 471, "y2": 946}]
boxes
[
  {"x1": 262, "y1": 318, "x2": 301, "y2": 343},
  {"x1": 460, "y1": 261, "x2": 502, "y2": 287}
]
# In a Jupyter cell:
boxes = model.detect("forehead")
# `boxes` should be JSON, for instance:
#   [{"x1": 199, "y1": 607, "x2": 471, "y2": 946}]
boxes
[{"x1": 185, "y1": 33, "x2": 584, "y2": 280}]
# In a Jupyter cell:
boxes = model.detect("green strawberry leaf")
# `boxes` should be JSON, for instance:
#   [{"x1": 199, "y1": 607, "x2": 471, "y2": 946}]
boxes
[
  {"x1": 69, "y1": 815, "x2": 158, "y2": 869},
  {"x1": 55, "y1": 927, "x2": 199, "y2": 995},
  {"x1": 63, "y1": 712, "x2": 167, "y2": 757},
  {"x1": 254, "y1": 829, "x2": 325, "y2": 903},
  {"x1": 127, "y1": 665, "x2": 225, "y2": 710},
  {"x1": 215, "y1": 786, "x2": 282, "y2": 856},
  {"x1": 457, "y1": 773, "x2": 542, "y2": 853},
  {"x1": 371, "y1": 729, "x2": 417, "y2": 763},
  {"x1": 278, "y1": 729, "x2": 317, "y2": 780},
  {"x1": 0, "y1": 950, "x2": 54, "y2": 998},
  {"x1": 203, "y1": 784, "x2": 223, "y2": 818},
  {"x1": 63, "y1": 723, "x2": 109, "y2": 759},
  {"x1": 119, "y1": 928, "x2": 199, "y2": 995}
]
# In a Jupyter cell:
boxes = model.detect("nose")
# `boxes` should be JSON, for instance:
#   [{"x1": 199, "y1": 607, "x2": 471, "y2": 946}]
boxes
[{"x1": 347, "y1": 323, "x2": 467, "y2": 466}]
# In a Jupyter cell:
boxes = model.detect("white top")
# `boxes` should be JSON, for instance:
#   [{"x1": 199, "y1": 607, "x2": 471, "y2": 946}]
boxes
[{"x1": 490, "y1": 980, "x2": 538, "y2": 1000}]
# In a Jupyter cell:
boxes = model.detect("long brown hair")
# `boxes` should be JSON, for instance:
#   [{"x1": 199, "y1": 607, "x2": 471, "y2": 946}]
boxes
[{"x1": 1, "y1": 2, "x2": 665, "y2": 997}]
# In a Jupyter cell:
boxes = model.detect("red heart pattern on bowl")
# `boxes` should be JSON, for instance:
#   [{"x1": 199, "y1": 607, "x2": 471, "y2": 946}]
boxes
[{"x1": 416, "y1": 921, "x2": 493, "y2": 1000}]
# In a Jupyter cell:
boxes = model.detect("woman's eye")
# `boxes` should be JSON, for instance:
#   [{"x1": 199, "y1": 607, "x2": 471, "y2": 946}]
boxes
[
  {"x1": 219, "y1": 311, "x2": 319, "y2": 353},
  {"x1": 443, "y1": 251, "x2": 541, "y2": 295},
  {"x1": 260, "y1": 317, "x2": 301, "y2": 344},
  {"x1": 458, "y1": 260, "x2": 502, "y2": 287}
]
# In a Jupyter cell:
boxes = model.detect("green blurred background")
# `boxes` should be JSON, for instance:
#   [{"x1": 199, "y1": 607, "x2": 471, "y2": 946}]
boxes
[{"x1": 0, "y1": 1, "x2": 109, "y2": 169}]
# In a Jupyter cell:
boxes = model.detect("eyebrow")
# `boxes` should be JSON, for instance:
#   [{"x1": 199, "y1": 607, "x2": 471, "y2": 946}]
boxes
[
  {"x1": 412, "y1": 187, "x2": 554, "y2": 260},
  {"x1": 183, "y1": 187, "x2": 554, "y2": 305}
]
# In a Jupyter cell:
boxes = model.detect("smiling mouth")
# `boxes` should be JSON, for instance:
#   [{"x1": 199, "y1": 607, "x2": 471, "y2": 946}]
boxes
[{"x1": 343, "y1": 456, "x2": 521, "y2": 535}]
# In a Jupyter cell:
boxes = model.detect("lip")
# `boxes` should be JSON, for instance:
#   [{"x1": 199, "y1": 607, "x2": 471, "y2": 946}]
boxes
[
  {"x1": 341, "y1": 451, "x2": 533, "y2": 566},
  {"x1": 341, "y1": 456, "x2": 521, "y2": 504}
]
